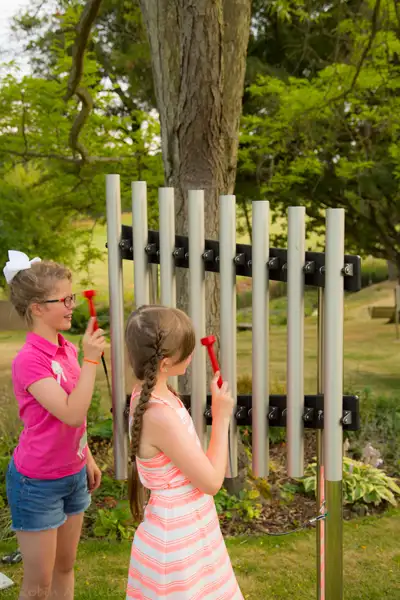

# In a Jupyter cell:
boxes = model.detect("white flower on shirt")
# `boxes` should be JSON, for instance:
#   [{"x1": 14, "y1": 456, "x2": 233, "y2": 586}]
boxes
[{"x1": 51, "y1": 360, "x2": 67, "y2": 385}]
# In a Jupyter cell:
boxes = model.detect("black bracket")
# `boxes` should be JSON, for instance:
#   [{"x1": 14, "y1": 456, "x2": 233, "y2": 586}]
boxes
[
  {"x1": 116, "y1": 226, "x2": 361, "y2": 291},
  {"x1": 124, "y1": 394, "x2": 360, "y2": 431}
]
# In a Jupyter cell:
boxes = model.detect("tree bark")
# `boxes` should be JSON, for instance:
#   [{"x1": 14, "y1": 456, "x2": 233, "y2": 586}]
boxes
[
  {"x1": 139, "y1": 0, "x2": 252, "y2": 491},
  {"x1": 139, "y1": 0, "x2": 251, "y2": 371}
]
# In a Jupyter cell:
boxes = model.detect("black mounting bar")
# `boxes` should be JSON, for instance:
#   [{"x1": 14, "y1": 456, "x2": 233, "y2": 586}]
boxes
[
  {"x1": 124, "y1": 394, "x2": 360, "y2": 431},
  {"x1": 117, "y1": 226, "x2": 362, "y2": 291}
]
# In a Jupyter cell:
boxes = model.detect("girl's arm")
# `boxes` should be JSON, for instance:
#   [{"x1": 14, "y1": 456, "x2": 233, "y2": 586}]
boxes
[
  {"x1": 27, "y1": 319, "x2": 105, "y2": 427},
  {"x1": 143, "y1": 376, "x2": 233, "y2": 495}
]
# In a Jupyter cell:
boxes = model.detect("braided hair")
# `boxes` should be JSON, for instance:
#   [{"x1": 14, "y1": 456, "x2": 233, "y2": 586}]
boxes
[{"x1": 125, "y1": 305, "x2": 195, "y2": 521}]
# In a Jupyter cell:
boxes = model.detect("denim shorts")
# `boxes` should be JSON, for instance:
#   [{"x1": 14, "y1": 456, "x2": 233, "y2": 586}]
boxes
[{"x1": 6, "y1": 457, "x2": 91, "y2": 532}]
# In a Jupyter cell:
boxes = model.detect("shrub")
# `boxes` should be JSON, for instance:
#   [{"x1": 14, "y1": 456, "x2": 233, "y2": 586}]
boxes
[
  {"x1": 345, "y1": 389, "x2": 400, "y2": 477},
  {"x1": 299, "y1": 457, "x2": 400, "y2": 507},
  {"x1": 214, "y1": 487, "x2": 262, "y2": 521},
  {"x1": 92, "y1": 501, "x2": 133, "y2": 540},
  {"x1": 70, "y1": 303, "x2": 110, "y2": 334},
  {"x1": 360, "y1": 258, "x2": 388, "y2": 287}
]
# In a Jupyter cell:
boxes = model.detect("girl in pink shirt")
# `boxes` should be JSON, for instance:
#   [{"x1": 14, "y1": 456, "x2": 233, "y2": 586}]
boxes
[{"x1": 3, "y1": 250, "x2": 105, "y2": 600}]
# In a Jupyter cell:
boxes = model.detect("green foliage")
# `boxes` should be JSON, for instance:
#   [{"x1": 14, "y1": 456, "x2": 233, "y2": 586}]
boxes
[
  {"x1": 0, "y1": 164, "x2": 86, "y2": 284},
  {"x1": 299, "y1": 458, "x2": 400, "y2": 507},
  {"x1": 215, "y1": 487, "x2": 262, "y2": 521},
  {"x1": 94, "y1": 473, "x2": 128, "y2": 502},
  {"x1": 360, "y1": 259, "x2": 389, "y2": 287},
  {"x1": 279, "y1": 482, "x2": 301, "y2": 504},
  {"x1": 71, "y1": 302, "x2": 110, "y2": 335},
  {"x1": 239, "y1": 2, "x2": 400, "y2": 268},
  {"x1": 346, "y1": 389, "x2": 400, "y2": 477},
  {"x1": 92, "y1": 501, "x2": 133, "y2": 540},
  {"x1": 88, "y1": 418, "x2": 113, "y2": 440},
  {"x1": 0, "y1": 0, "x2": 163, "y2": 286},
  {"x1": 0, "y1": 443, "x2": 14, "y2": 541}
]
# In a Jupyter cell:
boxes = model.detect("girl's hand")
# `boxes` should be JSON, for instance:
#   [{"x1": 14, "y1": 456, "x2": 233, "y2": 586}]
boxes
[
  {"x1": 210, "y1": 372, "x2": 234, "y2": 422},
  {"x1": 83, "y1": 317, "x2": 105, "y2": 362},
  {"x1": 86, "y1": 456, "x2": 102, "y2": 493}
]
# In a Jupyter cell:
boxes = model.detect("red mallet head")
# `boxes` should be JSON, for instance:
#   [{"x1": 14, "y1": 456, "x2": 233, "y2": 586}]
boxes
[
  {"x1": 82, "y1": 289, "x2": 96, "y2": 301},
  {"x1": 82, "y1": 289, "x2": 98, "y2": 330},
  {"x1": 200, "y1": 335, "x2": 223, "y2": 388},
  {"x1": 200, "y1": 335, "x2": 216, "y2": 347}
]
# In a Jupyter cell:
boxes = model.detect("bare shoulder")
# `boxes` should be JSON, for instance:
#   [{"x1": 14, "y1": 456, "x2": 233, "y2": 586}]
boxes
[{"x1": 143, "y1": 402, "x2": 180, "y2": 428}]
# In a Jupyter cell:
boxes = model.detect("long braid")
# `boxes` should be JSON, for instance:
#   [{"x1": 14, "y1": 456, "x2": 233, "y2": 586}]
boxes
[{"x1": 128, "y1": 329, "x2": 163, "y2": 521}]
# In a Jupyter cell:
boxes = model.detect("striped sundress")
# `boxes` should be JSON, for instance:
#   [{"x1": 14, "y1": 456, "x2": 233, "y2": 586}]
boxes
[{"x1": 126, "y1": 391, "x2": 244, "y2": 600}]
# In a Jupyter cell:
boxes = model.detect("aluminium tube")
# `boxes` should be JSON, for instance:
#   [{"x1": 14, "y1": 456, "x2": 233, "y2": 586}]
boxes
[
  {"x1": 287, "y1": 206, "x2": 306, "y2": 478},
  {"x1": 323, "y1": 208, "x2": 345, "y2": 600},
  {"x1": 219, "y1": 195, "x2": 237, "y2": 478},
  {"x1": 159, "y1": 187, "x2": 177, "y2": 389},
  {"x1": 106, "y1": 174, "x2": 128, "y2": 480},
  {"x1": 132, "y1": 181, "x2": 150, "y2": 307},
  {"x1": 188, "y1": 190, "x2": 207, "y2": 449},
  {"x1": 251, "y1": 200, "x2": 270, "y2": 478}
]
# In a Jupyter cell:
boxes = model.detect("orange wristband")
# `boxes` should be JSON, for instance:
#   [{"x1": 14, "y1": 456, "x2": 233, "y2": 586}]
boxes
[{"x1": 83, "y1": 358, "x2": 99, "y2": 365}]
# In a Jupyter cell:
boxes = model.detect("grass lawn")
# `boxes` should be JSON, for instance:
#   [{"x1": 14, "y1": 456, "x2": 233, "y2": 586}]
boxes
[{"x1": 0, "y1": 510, "x2": 399, "y2": 599}]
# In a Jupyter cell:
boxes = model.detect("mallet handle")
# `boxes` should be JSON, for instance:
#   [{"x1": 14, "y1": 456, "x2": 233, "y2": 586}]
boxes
[{"x1": 205, "y1": 346, "x2": 223, "y2": 388}]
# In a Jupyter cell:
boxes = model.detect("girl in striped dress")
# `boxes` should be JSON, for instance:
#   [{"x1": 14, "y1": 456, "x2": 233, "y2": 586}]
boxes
[{"x1": 125, "y1": 305, "x2": 244, "y2": 600}]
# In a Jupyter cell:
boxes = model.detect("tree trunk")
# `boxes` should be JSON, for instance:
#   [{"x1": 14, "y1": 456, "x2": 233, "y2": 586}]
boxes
[
  {"x1": 387, "y1": 260, "x2": 397, "y2": 281},
  {"x1": 139, "y1": 0, "x2": 252, "y2": 492}
]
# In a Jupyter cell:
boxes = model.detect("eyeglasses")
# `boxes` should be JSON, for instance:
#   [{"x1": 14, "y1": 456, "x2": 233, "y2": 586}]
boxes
[{"x1": 43, "y1": 294, "x2": 76, "y2": 308}]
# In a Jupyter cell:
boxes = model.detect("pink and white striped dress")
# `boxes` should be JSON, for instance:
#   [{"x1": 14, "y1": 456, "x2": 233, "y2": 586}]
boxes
[{"x1": 127, "y1": 391, "x2": 243, "y2": 600}]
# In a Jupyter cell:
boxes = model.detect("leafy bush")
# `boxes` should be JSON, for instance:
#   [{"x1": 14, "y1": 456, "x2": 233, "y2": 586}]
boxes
[
  {"x1": 345, "y1": 389, "x2": 400, "y2": 477},
  {"x1": 360, "y1": 259, "x2": 388, "y2": 287},
  {"x1": 299, "y1": 458, "x2": 400, "y2": 507},
  {"x1": 0, "y1": 447, "x2": 14, "y2": 540},
  {"x1": 70, "y1": 303, "x2": 110, "y2": 334},
  {"x1": 92, "y1": 501, "x2": 133, "y2": 540},
  {"x1": 215, "y1": 487, "x2": 262, "y2": 521}
]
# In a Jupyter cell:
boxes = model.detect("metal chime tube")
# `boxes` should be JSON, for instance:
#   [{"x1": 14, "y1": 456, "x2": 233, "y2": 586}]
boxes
[
  {"x1": 132, "y1": 181, "x2": 150, "y2": 307},
  {"x1": 251, "y1": 200, "x2": 270, "y2": 478},
  {"x1": 159, "y1": 187, "x2": 177, "y2": 389},
  {"x1": 287, "y1": 206, "x2": 306, "y2": 478},
  {"x1": 219, "y1": 195, "x2": 238, "y2": 477},
  {"x1": 188, "y1": 190, "x2": 207, "y2": 449},
  {"x1": 317, "y1": 288, "x2": 325, "y2": 600},
  {"x1": 324, "y1": 208, "x2": 345, "y2": 600},
  {"x1": 106, "y1": 174, "x2": 128, "y2": 480}
]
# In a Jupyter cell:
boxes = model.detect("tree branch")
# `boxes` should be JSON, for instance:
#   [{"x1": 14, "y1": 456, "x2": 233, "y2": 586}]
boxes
[
  {"x1": 63, "y1": 0, "x2": 103, "y2": 163},
  {"x1": 393, "y1": 0, "x2": 400, "y2": 30},
  {"x1": 64, "y1": 0, "x2": 103, "y2": 103},
  {"x1": 69, "y1": 87, "x2": 93, "y2": 162},
  {"x1": 348, "y1": 0, "x2": 381, "y2": 92},
  {"x1": 300, "y1": 0, "x2": 382, "y2": 116},
  {"x1": 0, "y1": 149, "x2": 129, "y2": 165},
  {"x1": 20, "y1": 92, "x2": 28, "y2": 157}
]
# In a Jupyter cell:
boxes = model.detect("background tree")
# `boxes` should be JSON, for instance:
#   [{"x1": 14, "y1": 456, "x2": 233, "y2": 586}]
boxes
[
  {"x1": 239, "y1": 0, "x2": 400, "y2": 276},
  {"x1": 0, "y1": 0, "x2": 163, "y2": 283}
]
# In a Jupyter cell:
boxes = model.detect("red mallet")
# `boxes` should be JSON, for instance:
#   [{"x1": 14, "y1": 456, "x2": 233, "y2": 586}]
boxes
[
  {"x1": 82, "y1": 289, "x2": 99, "y2": 330},
  {"x1": 200, "y1": 335, "x2": 223, "y2": 388},
  {"x1": 201, "y1": 334, "x2": 233, "y2": 476},
  {"x1": 82, "y1": 289, "x2": 111, "y2": 398}
]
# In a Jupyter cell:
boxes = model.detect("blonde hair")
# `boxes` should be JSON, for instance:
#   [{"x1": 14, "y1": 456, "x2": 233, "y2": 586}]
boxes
[
  {"x1": 9, "y1": 260, "x2": 72, "y2": 327},
  {"x1": 125, "y1": 305, "x2": 195, "y2": 521}
]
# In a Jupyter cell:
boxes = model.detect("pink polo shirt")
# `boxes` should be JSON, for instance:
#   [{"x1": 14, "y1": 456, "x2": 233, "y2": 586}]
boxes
[{"x1": 12, "y1": 332, "x2": 88, "y2": 479}]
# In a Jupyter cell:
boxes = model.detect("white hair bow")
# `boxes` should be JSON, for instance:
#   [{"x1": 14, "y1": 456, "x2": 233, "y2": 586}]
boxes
[{"x1": 3, "y1": 250, "x2": 41, "y2": 284}]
